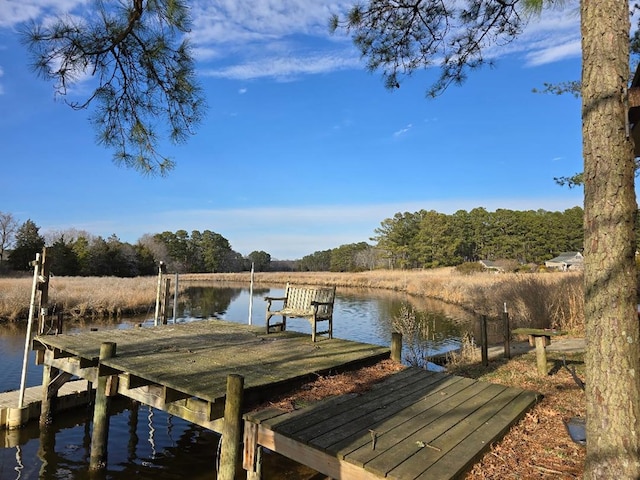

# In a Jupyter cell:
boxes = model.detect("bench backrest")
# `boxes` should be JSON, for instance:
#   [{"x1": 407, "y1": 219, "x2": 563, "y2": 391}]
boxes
[{"x1": 285, "y1": 284, "x2": 336, "y2": 318}]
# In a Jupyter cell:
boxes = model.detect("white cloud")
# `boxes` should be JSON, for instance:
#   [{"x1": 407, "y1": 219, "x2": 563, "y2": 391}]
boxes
[
  {"x1": 0, "y1": 0, "x2": 87, "y2": 28},
  {"x1": 0, "y1": 66, "x2": 4, "y2": 95},
  {"x1": 525, "y1": 39, "x2": 581, "y2": 66},
  {"x1": 238, "y1": 87, "x2": 247, "y2": 94},
  {"x1": 393, "y1": 123, "x2": 413, "y2": 138},
  {"x1": 202, "y1": 51, "x2": 361, "y2": 81}
]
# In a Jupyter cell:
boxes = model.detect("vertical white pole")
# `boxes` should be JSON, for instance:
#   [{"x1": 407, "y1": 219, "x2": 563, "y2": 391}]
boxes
[
  {"x1": 173, "y1": 272, "x2": 179, "y2": 324},
  {"x1": 18, "y1": 253, "x2": 41, "y2": 408},
  {"x1": 248, "y1": 263, "x2": 254, "y2": 325}
]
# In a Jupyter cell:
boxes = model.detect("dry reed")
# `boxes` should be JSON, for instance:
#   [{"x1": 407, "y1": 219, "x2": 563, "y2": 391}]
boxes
[
  {"x1": 0, "y1": 276, "x2": 159, "y2": 322},
  {"x1": 0, "y1": 269, "x2": 585, "y2": 333}
]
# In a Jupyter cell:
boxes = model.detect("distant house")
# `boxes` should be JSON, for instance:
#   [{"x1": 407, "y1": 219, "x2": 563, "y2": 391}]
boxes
[
  {"x1": 478, "y1": 260, "x2": 504, "y2": 273},
  {"x1": 545, "y1": 252, "x2": 584, "y2": 271}
]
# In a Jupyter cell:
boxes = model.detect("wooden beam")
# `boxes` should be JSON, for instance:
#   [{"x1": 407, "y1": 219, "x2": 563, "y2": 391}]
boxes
[
  {"x1": 255, "y1": 424, "x2": 380, "y2": 480},
  {"x1": 44, "y1": 349, "x2": 98, "y2": 383},
  {"x1": 53, "y1": 348, "x2": 74, "y2": 359},
  {"x1": 123, "y1": 374, "x2": 155, "y2": 389},
  {"x1": 47, "y1": 371, "x2": 74, "y2": 397},
  {"x1": 164, "y1": 387, "x2": 191, "y2": 403}
]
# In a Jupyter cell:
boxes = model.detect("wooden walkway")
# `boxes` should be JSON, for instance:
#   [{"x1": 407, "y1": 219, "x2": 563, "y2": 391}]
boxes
[
  {"x1": 244, "y1": 367, "x2": 539, "y2": 480},
  {"x1": 32, "y1": 319, "x2": 390, "y2": 431},
  {"x1": 0, "y1": 379, "x2": 91, "y2": 433}
]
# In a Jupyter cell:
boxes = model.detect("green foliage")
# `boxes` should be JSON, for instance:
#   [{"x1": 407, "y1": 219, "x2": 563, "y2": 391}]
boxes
[
  {"x1": 331, "y1": 1, "x2": 525, "y2": 97},
  {"x1": 8, "y1": 219, "x2": 45, "y2": 271},
  {"x1": 330, "y1": 242, "x2": 371, "y2": 272},
  {"x1": 375, "y1": 207, "x2": 585, "y2": 269},
  {"x1": 22, "y1": 0, "x2": 205, "y2": 175},
  {"x1": 153, "y1": 229, "x2": 243, "y2": 273},
  {"x1": 248, "y1": 251, "x2": 272, "y2": 272},
  {"x1": 298, "y1": 250, "x2": 332, "y2": 271}
]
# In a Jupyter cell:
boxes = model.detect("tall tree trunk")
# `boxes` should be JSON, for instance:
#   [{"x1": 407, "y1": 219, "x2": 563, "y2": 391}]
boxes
[{"x1": 582, "y1": 0, "x2": 640, "y2": 477}]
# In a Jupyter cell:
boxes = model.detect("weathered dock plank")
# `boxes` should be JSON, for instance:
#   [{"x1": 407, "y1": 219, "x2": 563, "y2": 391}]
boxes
[
  {"x1": 33, "y1": 320, "x2": 390, "y2": 422},
  {"x1": 244, "y1": 367, "x2": 539, "y2": 480}
]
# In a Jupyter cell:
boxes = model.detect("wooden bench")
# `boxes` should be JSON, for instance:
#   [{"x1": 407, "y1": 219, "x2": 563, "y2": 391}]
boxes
[
  {"x1": 512, "y1": 328, "x2": 567, "y2": 375},
  {"x1": 265, "y1": 284, "x2": 336, "y2": 342}
]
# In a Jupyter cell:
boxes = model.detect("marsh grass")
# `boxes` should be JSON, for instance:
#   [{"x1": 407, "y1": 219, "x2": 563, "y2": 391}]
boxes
[
  {"x1": 391, "y1": 304, "x2": 432, "y2": 367},
  {"x1": 0, "y1": 269, "x2": 584, "y2": 333},
  {"x1": 0, "y1": 276, "x2": 159, "y2": 321}
]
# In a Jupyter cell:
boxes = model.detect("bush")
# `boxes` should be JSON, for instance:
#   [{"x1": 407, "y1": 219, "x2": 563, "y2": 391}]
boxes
[{"x1": 455, "y1": 262, "x2": 485, "y2": 275}]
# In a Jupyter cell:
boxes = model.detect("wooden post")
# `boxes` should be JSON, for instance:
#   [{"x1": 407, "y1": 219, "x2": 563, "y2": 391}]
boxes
[
  {"x1": 480, "y1": 315, "x2": 489, "y2": 367},
  {"x1": 154, "y1": 262, "x2": 165, "y2": 326},
  {"x1": 219, "y1": 374, "x2": 244, "y2": 480},
  {"x1": 503, "y1": 303, "x2": 511, "y2": 359},
  {"x1": 39, "y1": 363, "x2": 59, "y2": 428},
  {"x1": 391, "y1": 332, "x2": 403, "y2": 363},
  {"x1": 127, "y1": 400, "x2": 140, "y2": 462},
  {"x1": 89, "y1": 342, "x2": 117, "y2": 472},
  {"x1": 162, "y1": 278, "x2": 171, "y2": 325},
  {"x1": 173, "y1": 272, "x2": 179, "y2": 324},
  {"x1": 535, "y1": 336, "x2": 548, "y2": 375},
  {"x1": 244, "y1": 420, "x2": 262, "y2": 479},
  {"x1": 37, "y1": 247, "x2": 50, "y2": 335},
  {"x1": 246, "y1": 444, "x2": 262, "y2": 480}
]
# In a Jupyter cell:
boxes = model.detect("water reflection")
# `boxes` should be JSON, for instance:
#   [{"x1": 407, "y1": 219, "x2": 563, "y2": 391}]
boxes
[{"x1": 0, "y1": 283, "x2": 475, "y2": 480}]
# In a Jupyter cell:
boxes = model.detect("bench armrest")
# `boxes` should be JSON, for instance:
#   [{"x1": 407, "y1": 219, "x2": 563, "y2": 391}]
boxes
[
  {"x1": 264, "y1": 296, "x2": 287, "y2": 301},
  {"x1": 311, "y1": 300, "x2": 333, "y2": 306}
]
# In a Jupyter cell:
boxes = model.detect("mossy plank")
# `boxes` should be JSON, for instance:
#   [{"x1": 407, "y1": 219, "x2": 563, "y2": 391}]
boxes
[{"x1": 34, "y1": 320, "x2": 390, "y2": 412}]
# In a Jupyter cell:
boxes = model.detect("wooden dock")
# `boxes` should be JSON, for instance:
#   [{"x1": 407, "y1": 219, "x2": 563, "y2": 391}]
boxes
[
  {"x1": 0, "y1": 379, "x2": 91, "y2": 433},
  {"x1": 244, "y1": 367, "x2": 539, "y2": 480},
  {"x1": 31, "y1": 319, "x2": 390, "y2": 431}
]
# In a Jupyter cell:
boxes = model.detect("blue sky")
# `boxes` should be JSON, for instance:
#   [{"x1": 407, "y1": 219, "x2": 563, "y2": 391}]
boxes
[{"x1": 0, "y1": 1, "x2": 583, "y2": 260}]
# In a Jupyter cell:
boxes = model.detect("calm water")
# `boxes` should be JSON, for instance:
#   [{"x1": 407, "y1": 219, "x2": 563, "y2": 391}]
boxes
[{"x1": 0, "y1": 284, "x2": 474, "y2": 480}]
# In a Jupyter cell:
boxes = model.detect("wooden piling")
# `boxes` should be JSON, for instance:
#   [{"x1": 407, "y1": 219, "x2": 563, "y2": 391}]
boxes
[
  {"x1": 162, "y1": 278, "x2": 171, "y2": 325},
  {"x1": 218, "y1": 374, "x2": 244, "y2": 480},
  {"x1": 391, "y1": 332, "x2": 403, "y2": 363},
  {"x1": 39, "y1": 364, "x2": 59, "y2": 428},
  {"x1": 503, "y1": 307, "x2": 511, "y2": 359},
  {"x1": 480, "y1": 315, "x2": 489, "y2": 367},
  {"x1": 89, "y1": 342, "x2": 117, "y2": 472}
]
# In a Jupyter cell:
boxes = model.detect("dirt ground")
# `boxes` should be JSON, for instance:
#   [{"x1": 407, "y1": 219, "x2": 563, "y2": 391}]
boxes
[{"x1": 251, "y1": 347, "x2": 586, "y2": 479}]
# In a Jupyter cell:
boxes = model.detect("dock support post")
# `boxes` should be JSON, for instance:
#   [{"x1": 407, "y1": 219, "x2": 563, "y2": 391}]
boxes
[
  {"x1": 89, "y1": 342, "x2": 117, "y2": 472},
  {"x1": 219, "y1": 374, "x2": 244, "y2": 480},
  {"x1": 39, "y1": 363, "x2": 60, "y2": 428},
  {"x1": 391, "y1": 332, "x2": 403, "y2": 363},
  {"x1": 480, "y1": 315, "x2": 489, "y2": 367}
]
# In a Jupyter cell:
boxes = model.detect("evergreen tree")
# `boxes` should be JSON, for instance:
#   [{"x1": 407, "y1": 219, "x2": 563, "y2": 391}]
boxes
[
  {"x1": 22, "y1": 0, "x2": 205, "y2": 175},
  {"x1": 8, "y1": 219, "x2": 45, "y2": 271}
]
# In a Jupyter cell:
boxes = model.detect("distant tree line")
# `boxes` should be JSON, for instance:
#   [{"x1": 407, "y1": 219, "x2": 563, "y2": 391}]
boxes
[
  {"x1": 0, "y1": 214, "x2": 277, "y2": 276},
  {"x1": 370, "y1": 207, "x2": 586, "y2": 269},
  {"x1": 0, "y1": 206, "x2": 607, "y2": 276}
]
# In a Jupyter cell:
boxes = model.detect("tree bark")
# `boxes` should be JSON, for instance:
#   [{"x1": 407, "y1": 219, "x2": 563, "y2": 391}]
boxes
[{"x1": 582, "y1": 0, "x2": 640, "y2": 477}]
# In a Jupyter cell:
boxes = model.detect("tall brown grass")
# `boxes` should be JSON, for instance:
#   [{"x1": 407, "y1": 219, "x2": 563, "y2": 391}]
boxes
[
  {"x1": 0, "y1": 269, "x2": 585, "y2": 333},
  {"x1": 0, "y1": 276, "x2": 159, "y2": 322}
]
